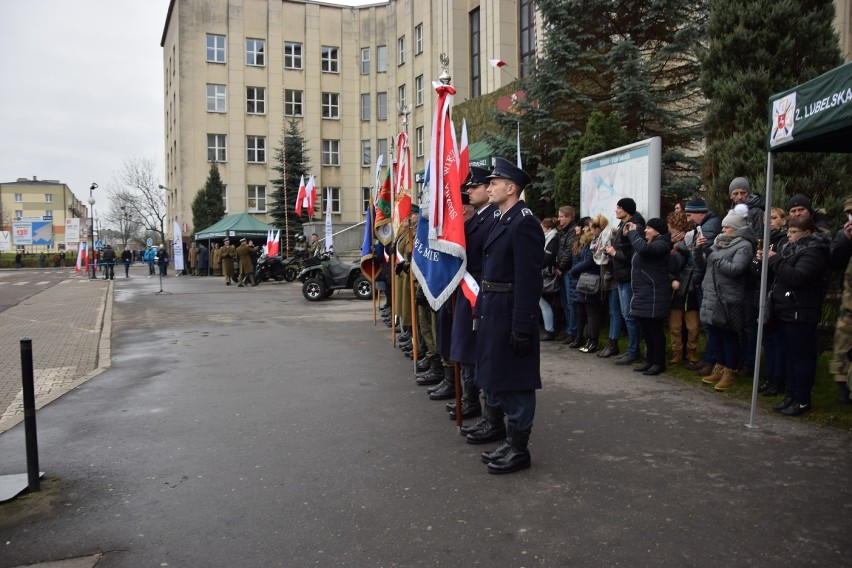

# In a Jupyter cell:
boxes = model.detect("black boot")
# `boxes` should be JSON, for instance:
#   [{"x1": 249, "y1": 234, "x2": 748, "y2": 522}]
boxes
[
  {"x1": 449, "y1": 383, "x2": 482, "y2": 420},
  {"x1": 465, "y1": 405, "x2": 506, "y2": 445},
  {"x1": 579, "y1": 338, "x2": 598, "y2": 353},
  {"x1": 460, "y1": 416, "x2": 487, "y2": 435},
  {"x1": 597, "y1": 339, "x2": 619, "y2": 358},
  {"x1": 415, "y1": 357, "x2": 444, "y2": 385},
  {"x1": 487, "y1": 428, "x2": 532, "y2": 474},
  {"x1": 481, "y1": 427, "x2": 513, "y2": 463},
  {"x1": 568, "y1": 335, "x2": 585, "y2": 349},
  {"x1": 429, "y1": 368, "x2": 456, "y2": 400},
  {"x1": 415, "y1": 355, "x2": 430, "y2": 373},
  {"x1": 427, "y1": 376, "x2": 451, "y2": 394}
]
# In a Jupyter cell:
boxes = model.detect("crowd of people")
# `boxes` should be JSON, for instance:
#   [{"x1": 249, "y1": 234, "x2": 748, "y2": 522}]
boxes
[{"x1": 376, "y1": 168, "x2": 852, "y2": 476}]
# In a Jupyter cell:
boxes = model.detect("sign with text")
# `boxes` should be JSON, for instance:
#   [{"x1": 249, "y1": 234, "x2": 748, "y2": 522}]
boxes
[
  {"x1": 65, "y1": 218, "x2": 80, "y2": 241},
  {"x1": 12, "y1": 222, "x2": 32, "y2": 245},
  {"x1": 0, "y1": 231, "x2": 10, "y2": 252}
]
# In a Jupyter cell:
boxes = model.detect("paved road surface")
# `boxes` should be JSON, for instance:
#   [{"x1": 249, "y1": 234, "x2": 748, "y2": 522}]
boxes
[{"x1": 0, "y1": 272, "x2": 850, "y2": 567}]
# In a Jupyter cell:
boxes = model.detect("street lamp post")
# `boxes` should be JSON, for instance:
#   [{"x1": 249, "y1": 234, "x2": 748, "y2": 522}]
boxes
[
  {"x1": 158, "y1": 184, "x2": 176, "y2": 222},
  {"x1": 120, "y1": 206, "x2": 127, "y2": 250},
  {"x1": 88, "y1": 183, "x2": 97, "y2": 279}
]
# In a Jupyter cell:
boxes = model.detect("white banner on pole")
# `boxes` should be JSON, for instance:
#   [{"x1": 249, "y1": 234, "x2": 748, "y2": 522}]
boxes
[
  {"x1": 0, "y1": 231, "x2": 10, "y2": 252},
  {"x1": 324, "y1": 188, "x2": 333, "y2": 252},
  {"x1": 173, "y1": 220, "x2": 185, "y2": 271}
]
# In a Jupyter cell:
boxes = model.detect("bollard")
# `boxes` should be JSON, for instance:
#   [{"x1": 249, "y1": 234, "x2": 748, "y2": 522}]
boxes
[{"x1": 20, "y1": 337, "x2": 40, "y2": 492}]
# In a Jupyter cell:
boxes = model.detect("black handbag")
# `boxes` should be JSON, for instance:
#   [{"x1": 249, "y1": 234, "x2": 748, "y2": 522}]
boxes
[
  {"x1": 576, "y1": 272, "x2": 601, "y2": 295},
  {"x1": 542, "y1": 267, "x2": 561, "y2": 295}
]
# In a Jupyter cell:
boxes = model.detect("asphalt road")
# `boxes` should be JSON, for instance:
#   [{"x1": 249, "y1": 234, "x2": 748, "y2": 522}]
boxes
[{"x1": 0, "y1": 273, "x2": 851, "y2": 567}]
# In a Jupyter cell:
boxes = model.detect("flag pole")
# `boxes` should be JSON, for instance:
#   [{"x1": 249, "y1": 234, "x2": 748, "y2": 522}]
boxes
[{"x1": 398, "y1": 102, "x2": 419, "y2": 368}]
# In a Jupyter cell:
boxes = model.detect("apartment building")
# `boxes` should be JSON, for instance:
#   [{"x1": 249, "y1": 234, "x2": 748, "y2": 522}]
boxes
[
  {"x1": 0, "y1": 177, "x2": 86, "y2": 251},
  {"x1": 160, "y1": 0, "x2": 535, "y2": 231}
]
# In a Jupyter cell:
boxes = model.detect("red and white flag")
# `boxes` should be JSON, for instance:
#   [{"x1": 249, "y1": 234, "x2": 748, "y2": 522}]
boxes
[
  {"x1": 305, "y1": 175, "x2": 317, "y2": 217},
  {"x1": 459, "y1": 118, "x2": 470, "y2": 183},
  {"x1": 295, "y1": 175, "x2": 307, "y2": 216},
  {"x1": 489, "y1": 58, "x2": 506, "y2": 68},
  {"x1": 75, "y1": 243, "x2": 87, "y2": 274},
  {"x1": 392, "y1": 131, "x2": 412, "y2": 239}
]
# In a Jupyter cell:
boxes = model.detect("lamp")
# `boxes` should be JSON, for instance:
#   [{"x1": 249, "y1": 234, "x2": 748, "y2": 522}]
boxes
[
  {"x1": 88, "y1": 183, "x2": 97, "y2": 279},
  {"x1": 159, "y1": 184, "x2": 176, "y2": 222}
]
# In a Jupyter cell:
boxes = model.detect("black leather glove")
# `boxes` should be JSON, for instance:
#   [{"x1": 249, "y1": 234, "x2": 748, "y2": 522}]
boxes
[
  {"x1": 394, "y1": 261, "x2": 409, "y2": 276},
  {"x1": 509, "y1": 331, "x2": 533, "y2": 357}
]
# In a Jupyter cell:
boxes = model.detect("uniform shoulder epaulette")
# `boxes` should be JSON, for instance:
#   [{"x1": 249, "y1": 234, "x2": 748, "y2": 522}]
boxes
[
  {"x1": 521, "y1": 208, "x2": 534, "y2": 216},
  {"x1": 492, "y1": 210, "x2": 501, "y2": 218}
]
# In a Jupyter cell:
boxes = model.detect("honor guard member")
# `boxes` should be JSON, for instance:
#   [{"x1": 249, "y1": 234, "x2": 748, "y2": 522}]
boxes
[
  {"x1": 475, "y1": 157, "x2": 544, "y2": 474},
  {"x1": 449, "y1": 167, "x2": 501, "y2": 423},
  {"x1": 220, "y1": 238, "x2": 236, "y2": 285}
]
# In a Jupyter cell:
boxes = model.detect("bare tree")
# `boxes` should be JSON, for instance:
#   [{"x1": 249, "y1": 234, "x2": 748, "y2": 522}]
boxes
[{"x1": 106, "y1": 157, "x2": 167, "y2": 245}]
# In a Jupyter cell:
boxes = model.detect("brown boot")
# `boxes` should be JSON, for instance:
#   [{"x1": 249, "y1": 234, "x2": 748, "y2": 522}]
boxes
[
  {"x1": 714, "y1": 368, "x2": 737, "y2": 391},
  {"x1": 701, "y1": 364, "x2": 725, "y2": 384},
  {"x1": 686, "y1": 349, "x2": 699, "y2": 365},
  {"x1": 669, "y1": 352, "x2": 683, "y2": 365}
]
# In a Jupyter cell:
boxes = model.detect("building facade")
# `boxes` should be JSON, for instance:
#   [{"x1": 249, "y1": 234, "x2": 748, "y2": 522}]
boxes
[
  {"x1": 0, "y1": 177, "x2": 87, "y2": 251},
  {"x1": 160, "y1": 0, "x2": 535, "y2": 233}
]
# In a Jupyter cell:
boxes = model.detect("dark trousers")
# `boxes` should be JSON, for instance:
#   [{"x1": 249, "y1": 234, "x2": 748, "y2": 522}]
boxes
[
  {"x1": 576, "y1": 301, "x2": 602, "y2": 341},
  {"x1": 709, "y1": 325, "x2": 741, "y2": 370},
  {"x1": 779, "y1": 321, "x2": 819, "y2": 405},
  {"x1": 638, "y1": 317, "x2": 666, "y2": 368},
  {"x1": 485, "y1": 389, "x2": 536, "y2": 431},
  {"x1": 124, "y1": 262, "x2": 130, "y2": 277}
]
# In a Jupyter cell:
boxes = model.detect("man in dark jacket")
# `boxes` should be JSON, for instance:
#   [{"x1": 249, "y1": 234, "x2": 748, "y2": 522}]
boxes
[
  {"x1": 101, "y1": 245, "x2": 116, "y2": 280},
  {"x1": 120, "y1": 246, "x2": 132, "y2": 277},
  {"x1": 684, "y1": 196, "x2": 722, "y2": 374},
  {"x1": 475, "y1": 157, "x2": 544, "y2": 474},
  {"x1": 605, "y1": 198, "x2": 645, "y2": 365},
  {"x1": 556, "y1": 206, "x2": 578, "y2": 343},
  {"x1": 729, "y1": 177, "x2": 765, "y2": 237}
]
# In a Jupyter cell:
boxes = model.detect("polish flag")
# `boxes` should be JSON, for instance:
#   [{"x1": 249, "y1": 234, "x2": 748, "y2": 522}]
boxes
[
  {"x1": 305, "y1": 175, "x2": 317, "y2": 217},
  {"x1": 272, "y1": 230, "x2": 280, "y2": 256},
  {"x1": 489, "y1": 59, "x2": 506, "y2": 68},
  {"x1": 295, "y1": 175, "x2": 307, "y2": 216},
  {"x1": 459, "y1": 118, "x2": 470, "y2": 182},
  {"x1": 76, "y1": 243, "x2": 87, "y2": 273}
]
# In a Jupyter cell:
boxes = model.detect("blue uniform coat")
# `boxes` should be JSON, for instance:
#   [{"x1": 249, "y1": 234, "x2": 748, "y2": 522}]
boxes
[
  {"x1": 451, "y1": 204, "x2": 500, "y2": 363},
  {"x1": 475, "y1": 201, "x2": 544, "y2": 391}
]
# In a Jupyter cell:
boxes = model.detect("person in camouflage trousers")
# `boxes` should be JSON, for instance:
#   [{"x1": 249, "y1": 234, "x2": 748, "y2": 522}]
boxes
[{"x1": 830, "y1": 259, "x2": 852, "y2": 404}]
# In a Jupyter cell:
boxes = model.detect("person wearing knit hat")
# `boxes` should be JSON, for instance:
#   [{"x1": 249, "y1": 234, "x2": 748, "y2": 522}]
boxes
[
  {"x1": 721, "y1": 204, "x2": 749, "y2": 231},
  {"x1": 645, "y1": 217, "x2": 668, "y2": 235},
  {"x1": 684, "y1": 196, "x2": 708, "y2": 213},
  {"x1": 787, "y1": 193, "x2": 814, "y2": 217},
  {"x1": 616, "y1": 197, "x2": 637, "y2": 216},
  {"x1": 729, "y1": 177, "x2": 750, "y2": 198}
]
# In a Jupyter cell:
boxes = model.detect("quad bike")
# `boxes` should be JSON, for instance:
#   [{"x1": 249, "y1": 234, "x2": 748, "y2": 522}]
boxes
[{"x1": 298, "y1": 252, "x2": 372, "y2": 301}]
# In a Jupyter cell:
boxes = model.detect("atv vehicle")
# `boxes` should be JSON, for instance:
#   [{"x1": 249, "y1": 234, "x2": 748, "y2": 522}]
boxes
[{"x1": 298, "y1": 252, "x2": 372, "y2": 301}]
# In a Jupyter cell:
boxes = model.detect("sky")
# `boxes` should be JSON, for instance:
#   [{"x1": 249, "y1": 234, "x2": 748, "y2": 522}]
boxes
[{"x1": 0, "y1": 0, "x2": 378, "y2": 214}]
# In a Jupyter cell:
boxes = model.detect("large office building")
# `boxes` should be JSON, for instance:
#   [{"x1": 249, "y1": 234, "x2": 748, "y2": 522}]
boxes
[
  {"x1": 160, "y1": 0, "x2": 535, "y2": 233},
  {"x1": 0, "y1": 177, "x2": 86, "y2": 251}
]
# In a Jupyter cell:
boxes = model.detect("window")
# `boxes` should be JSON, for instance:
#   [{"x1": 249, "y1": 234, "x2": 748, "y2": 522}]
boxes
[
  {"x1": 206, "y1": 34, "x2": 225, "y2": 63},
  {"x1": 470, "y1": 8, "x2": 481, "y2": 98},
  {"x1": 378, "y1": 139, "x2": 388, "y2": 164},
  {"x1": 321, "y1": 46, "x2": 339, "y2": 73},
  {"x1": 361, "y1": 47, "x2": 370, "y2": 74},
  {"x1": 284, "y1": 42, "x2": 302, "y2": 69},
  {"x1": 377, "y1": 92, "x2": 388, "y2": 120},
  {"x1": 15, "y1": 210, "x2": 22, "y2": 220},
  {"x1": 519, "y1": 0, "x2": 536, "y2": 78},
  {"x1": 14, "y1": 193, "x2": 22, "y2": 202},
  {"x1": 360, "y1": 94, "x2": 371, "y2": 121},
  {"x1": 397, "y1": 36, "x2": 406, "y2": 65},
  {"x1": 361, "y1": 187, "x2": 371, "y2": 214},
  {"x1": 246, "y1": 38, "x2": 265, "y2": 66},
  {"x1": 398, "y1": 84, "x2": 406, "y2": 109},
  {"x1": 247, "y1": 185, "x2": 266, "y2": 213},
  {"x1": 377, "y1": 45, "x2": 388, "y2": 72},
  {"x1": 45, "y1": 210, "x2": 52, "y2": 218},
  {"x1": 246, "y1": 87, "x2": 265, "y2": 114},
  {"x1": 222, "y1": 186, "x2": 228, "y2": 211},
  {"x1": 415, "y1": 24, "x2": 423, "y2": 55},
  {"x1": 322, "y1": 187, "x2": 341, "y2": 214},
  {"x1": 284, "y1": 89, "x2": 303, "y2": 116},
  {"x1": 322, "y1": 92, "x2": 340, "y2": 119},
  {"x1": 415, "y1": 75, "x2": 424, "y2": 106},
  {"x1": 44, "y1": 193, "x2": 53, "y2": 203},
  {"x1": 207, "y1": 84, "x2": 226, "y2": 112},
  {"x1": 415, "y1": 127, "x2": 424, "y2": 157},
  {"x1": 207, "y1": 134, "x2": 227, "y2": 162},
  {"x1": 322, "y1": 140, "x2": 340, "y2": 166},
  {"x1": 247, "y1": 136, "x2": 266, "y2": 163},
  {"x1": 361, "y1": 140, "x2": 371, "y2": 167}
]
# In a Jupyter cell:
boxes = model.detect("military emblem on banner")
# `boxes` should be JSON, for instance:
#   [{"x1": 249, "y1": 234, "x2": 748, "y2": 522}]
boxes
[{"x1": 770, "y1": 93, "x2": 796, "y2": 147}]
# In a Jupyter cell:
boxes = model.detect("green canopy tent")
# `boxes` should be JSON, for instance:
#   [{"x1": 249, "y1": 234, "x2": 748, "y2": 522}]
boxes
[
  {"x1": 749, "y1": 62, "x2": 852, "y2": 427},
  {"x1": 194, "y1": 212, "x2": 276, "y2": 241}
]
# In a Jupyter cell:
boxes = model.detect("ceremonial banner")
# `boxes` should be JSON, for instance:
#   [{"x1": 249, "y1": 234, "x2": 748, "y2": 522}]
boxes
[
  {"x1": 392, "y1": 131, "x2": 413, "y2": 239},
  {"x1": 374, "y1": 166, "x2": 393, "y2": 245},
  {"x1": 173, "y1": 220, "x2": 185, "y2": 271},
  {"x1": 324, "y1": 188, "x2": 333, "y2": 252}
]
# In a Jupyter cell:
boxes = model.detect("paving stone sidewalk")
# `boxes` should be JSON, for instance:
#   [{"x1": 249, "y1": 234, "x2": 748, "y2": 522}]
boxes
[{"x1": 0, "y1": 278, "x2": 110, "y2": 434}]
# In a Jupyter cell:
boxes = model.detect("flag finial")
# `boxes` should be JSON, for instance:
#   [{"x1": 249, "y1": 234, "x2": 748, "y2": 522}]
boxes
[{"x1": 439, "y1": 53, "x2": 450, "y2": 85}]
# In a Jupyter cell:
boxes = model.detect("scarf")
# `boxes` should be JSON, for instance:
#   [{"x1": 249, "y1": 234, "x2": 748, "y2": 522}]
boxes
[
  {"x1": 544, "y1": 228, "x2": 557, "y2": 249},
  {"x1": 712, "y1": 232, "x2": 743, "y2": 250},
  {"x1": 780, "y1": 229, "x2": 830, "y2": 258}
]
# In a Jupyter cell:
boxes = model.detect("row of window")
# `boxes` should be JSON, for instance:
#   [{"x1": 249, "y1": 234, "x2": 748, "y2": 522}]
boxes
[
  {"x1": 12, "y1": 211, "x2": 53, "y2": 220},
  {"x1": 12, "y1": 193, "x2": 53, "y2": 203},
  {"x1": 219, "y1": 185, "x2": 346, "y2": 215},
  {"x1": 206, "y1": 24, "x2": 424, "y2": 72}
]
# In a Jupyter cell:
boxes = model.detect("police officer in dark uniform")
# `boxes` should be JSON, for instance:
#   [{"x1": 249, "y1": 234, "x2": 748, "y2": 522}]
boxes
[
  {"x1": 448, "y1": 167, "x2": 502, "y2": 424},
  {"x1": 474, "y1": 157, "x2": 544, "y2": 474}
]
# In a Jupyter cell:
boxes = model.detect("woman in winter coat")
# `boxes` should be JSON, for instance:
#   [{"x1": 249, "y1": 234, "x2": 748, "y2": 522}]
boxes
[
  {"x1": 626, "y1": 217, "x2": 673, "y2": 375},
  {"x1": 758, "y1": 216, "x2": 830, "y2": 416},
  {"x1": 570, "y1": 214, "x2": 609, "y2": 353},
  {"x1": 567, "y1": 217, "x2": 593, "y2": 349},
  {"x1": 539, "y1": 218, "x2": 560, "y2": 341},
  {"x1": 753, "y1": 207, "x2": 788, "y2": 396},
  {"x1": 667, "y1": 210, "x2": 699, "y2": 365},
  {"x1": 694, "y1": 205, "x2": 756, "y2": 391}
]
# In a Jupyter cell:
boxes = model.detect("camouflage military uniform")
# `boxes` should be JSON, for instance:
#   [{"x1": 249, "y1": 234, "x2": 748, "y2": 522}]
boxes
[{"x1": 830, "y1": 259, "x2": 852, "y2": 402}]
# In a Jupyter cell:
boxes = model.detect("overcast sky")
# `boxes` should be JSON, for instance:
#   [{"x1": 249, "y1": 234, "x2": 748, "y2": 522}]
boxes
[{"x1": 0, "y1": 0, "x2": 378, "y2": 213}]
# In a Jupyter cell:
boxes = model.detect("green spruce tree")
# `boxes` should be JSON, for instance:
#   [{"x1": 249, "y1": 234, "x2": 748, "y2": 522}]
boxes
[
  {"x1": 270, "y1": 119, "x2": 311, "y2": 256},
  {"x1": 702, "y1": 0, "x2": 849, "y2": 216},
  {"x1": 191, "y1": 162, "x2": 226, "y2": 236}
]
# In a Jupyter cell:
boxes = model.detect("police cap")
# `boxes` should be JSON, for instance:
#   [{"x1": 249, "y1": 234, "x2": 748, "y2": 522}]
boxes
[{"x1": 486, "y1": 157, "x2": 532, "y2": 189}]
